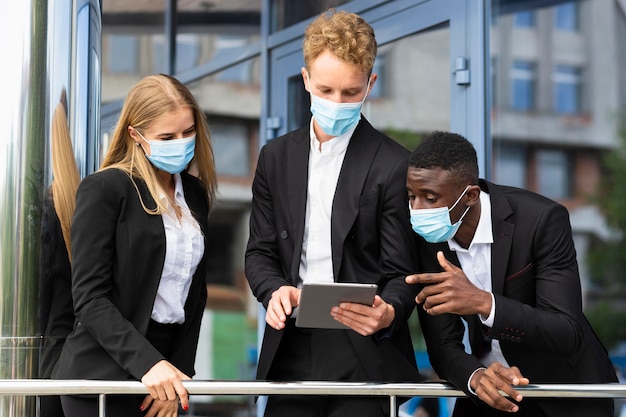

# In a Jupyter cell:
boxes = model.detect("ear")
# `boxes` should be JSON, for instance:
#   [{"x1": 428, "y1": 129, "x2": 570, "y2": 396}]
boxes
[
  {"x1": 465, "y1": 184, "x2": 481, "y2": 207},
  {"x1": 301, "y1": 67, "x2": 310, "y2": 93},
  {"x1": 366, "y1": 73, "x2": 378, "y2": 95},
  {"x1": 127, "y1": 126, "x2": 141, "y2": 146}
]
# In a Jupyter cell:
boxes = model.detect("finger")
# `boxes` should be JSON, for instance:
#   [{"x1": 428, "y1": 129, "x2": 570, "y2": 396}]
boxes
[
  {"x1": 475, "y1": 377, "x2": 520, "y2": 412},
  {"x1": 405, "y1": 273, "x2": 442, "y2": 285},
  {"x1": 436, "y1": 251, "x2": 459, "y2": 273},
  {"x1": 140, "y1": 395, "x2": 154, "y2": 413},
  {"x1": 279, "y1": 291, "x2": 293, "y2": 316},
  {"x1": 496, "y1": 365, "x2": 530, "y2": 387},
  {"x1": 174, "y1": 380, "x2": 189, "y2": 411}
]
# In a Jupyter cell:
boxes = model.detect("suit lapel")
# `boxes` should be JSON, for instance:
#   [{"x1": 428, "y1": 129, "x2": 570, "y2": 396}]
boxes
[
  {"x1": 484, "y1": 181, "x2": 515, "y2": 295},
  {"x1": 287, "y1": 128, "x2": 310, "y2": 282},
  {"x1": 331, "y1": 120, "x2": 379, "y2": 280}
]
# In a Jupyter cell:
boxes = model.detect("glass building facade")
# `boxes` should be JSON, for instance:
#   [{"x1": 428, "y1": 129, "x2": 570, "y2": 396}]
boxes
[{"x1": 2, "y1": 0, "x2": 626, "y2": 415}]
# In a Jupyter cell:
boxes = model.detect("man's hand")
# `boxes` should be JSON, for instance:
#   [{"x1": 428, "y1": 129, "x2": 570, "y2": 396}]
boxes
[
  {"x1": 470, "y1": 362, "x2": 530, "y2": 412},
  {"x1": 405, "y1": 251, "x2": 492, "y2": 317},
  {"x1": 140, "y1": 360, "x2": 190, "y2": 412},
  {"x1": 330, "y1": 295, "x2": 394, "y2": 335},
  {"x1": 266, "y1": 285, "x2": 301, "y2": 330}
]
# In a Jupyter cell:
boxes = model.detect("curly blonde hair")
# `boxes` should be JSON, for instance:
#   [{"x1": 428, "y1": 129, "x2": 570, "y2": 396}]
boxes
[{"x1": 303, "y1": 9, "x2": 377, "y2": 74}]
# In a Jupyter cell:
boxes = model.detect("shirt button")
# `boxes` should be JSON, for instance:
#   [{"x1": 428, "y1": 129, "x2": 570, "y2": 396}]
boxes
[{"x1": 280, "y1": 231, "x2": 288, "y2": 240}]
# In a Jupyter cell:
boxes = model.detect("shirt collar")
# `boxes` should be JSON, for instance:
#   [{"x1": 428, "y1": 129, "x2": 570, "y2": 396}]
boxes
[
  {"x1": 448, "y1": 190, "x2": 493, "y2": 252},
  {"x1": 158, "y1": 172, "x2": 184, "y2": 204},
  {"x1": 309, "y1": 118, "x2": 354, "y2": 156}
]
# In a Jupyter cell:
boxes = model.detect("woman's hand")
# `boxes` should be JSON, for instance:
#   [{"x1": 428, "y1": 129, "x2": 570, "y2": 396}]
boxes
[
  {"x1": 140, "y1": 395, "x2": 179, "y2": 417},
  {"x1": 141, "y1": 360, "x2": 191, "y2": 412}
]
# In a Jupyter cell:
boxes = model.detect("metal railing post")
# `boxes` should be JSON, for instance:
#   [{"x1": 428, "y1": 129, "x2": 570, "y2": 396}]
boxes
[
  {"x1": 389, "y1": 395, "x2": 397, "y2": 417},
  {"x1": 98, "y1": 393, "x2": 106, "y2": 417}
]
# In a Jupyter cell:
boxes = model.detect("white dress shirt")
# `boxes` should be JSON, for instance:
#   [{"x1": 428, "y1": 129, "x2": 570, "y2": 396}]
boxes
[
  {"x1": 447, "y1": 191, "x2": 510, "y2": 390},
  {"x1": 298, "y1": 120, "x2": 356, "y2": 285},
  {"x1": 151, "y1": 173, "x2": 204, "y2": 324}
]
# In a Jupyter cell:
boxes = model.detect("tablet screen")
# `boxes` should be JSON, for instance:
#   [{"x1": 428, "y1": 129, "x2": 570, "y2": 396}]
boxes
[{"x1": 295, "y1": 282, "x2": 378, "y2": 329}]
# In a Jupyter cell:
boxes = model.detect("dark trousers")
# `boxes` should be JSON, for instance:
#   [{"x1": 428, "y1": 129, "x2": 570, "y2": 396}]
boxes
[{"x1": 264, "y1": 320, "x2": 388, "y2": 417}]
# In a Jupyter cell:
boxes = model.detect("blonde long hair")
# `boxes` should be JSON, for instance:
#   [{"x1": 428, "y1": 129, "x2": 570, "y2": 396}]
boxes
[
  {"x1": 51, "y1": 98, "x2": 80, "y2": 262},
  {"x1": 102, "y1": 74, "x2": 218, "y2": 214}
]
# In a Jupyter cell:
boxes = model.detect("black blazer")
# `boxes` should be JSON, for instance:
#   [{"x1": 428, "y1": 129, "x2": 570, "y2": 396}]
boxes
[
  {"x1": 39, "y1": 190, "x2": 74, "y2": 379},
  {"x1": 52, "y1": 169, "x2": 209, "y2": 381},
  {"x1": 245, "y1": 118, "x2": 422, "y2": 383},
  {"x1": 417, "y1": 180, "x2": 617, "y2": 417}
]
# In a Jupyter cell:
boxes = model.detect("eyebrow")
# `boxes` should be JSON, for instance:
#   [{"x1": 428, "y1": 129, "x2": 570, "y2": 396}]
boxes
[{"x1": 155, "y1": 124, "x2": 195, "y2": 138}]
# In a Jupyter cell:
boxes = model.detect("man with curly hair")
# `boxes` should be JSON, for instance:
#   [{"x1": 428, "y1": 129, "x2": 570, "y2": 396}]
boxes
[{"x1": 245, "y1": 9, "x2": 423, "y2": 417}]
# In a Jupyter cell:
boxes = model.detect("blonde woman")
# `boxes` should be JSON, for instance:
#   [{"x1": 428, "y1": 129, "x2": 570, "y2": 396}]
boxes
[{"x1": 53, "y1": 74, "x2": 218, "y2": 417}]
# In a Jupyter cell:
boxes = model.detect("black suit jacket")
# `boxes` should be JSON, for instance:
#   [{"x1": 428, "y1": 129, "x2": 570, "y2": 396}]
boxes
[
  {"x1": 417, "y1": 180, "x2": 617, "y2": 417},
  {"x1": 245, "y1": 118, "x2": 422, "y2": 383},
  {"x1": 52, "y1": 168, "x2": 209, "y2": 381}
]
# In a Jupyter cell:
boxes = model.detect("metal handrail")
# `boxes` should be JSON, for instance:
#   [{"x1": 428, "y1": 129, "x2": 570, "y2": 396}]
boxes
[{"x1": 1, "y1": 380, "x2": 625, "y2": 416}]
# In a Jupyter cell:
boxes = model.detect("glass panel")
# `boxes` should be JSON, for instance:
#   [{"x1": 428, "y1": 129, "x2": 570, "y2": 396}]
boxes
[
  {"x1": 211, "y1": 123, "x2": 250, "y2": 177},
  {"x1": 554, "y1": 2, "x2": 580, "y2": 31},
  {"x1": 491, "y1": 0, "x2": 626, "y2": 356},
  {"x1": 514, "y1": 11, "x2": 535, "y2": 27},
  {"x1": 536, "y1": 149, "x2": 570, "y2": 199},
  {"x1": 101, "y1": 0, "x2": 262, "y2": 103},
  {"x1": 107, "y1": 35, "x2": 138, "y2": 73},
  {"x1": 510, "y1": 61, "x2": 536, "y2": 111},
  {"x1": 270, "y1": 0, "x2": 349, "y2": 32},
  {"x1": 553, "y1": 65, "x2": 582, "y2": 114},
  {"x1": 493, "y1": 143, "x2": 526, "y2": 188}
]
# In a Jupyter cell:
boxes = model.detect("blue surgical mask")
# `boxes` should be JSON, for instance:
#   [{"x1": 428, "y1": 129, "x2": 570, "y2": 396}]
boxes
[
  {"x1": 136, "y1": 130, "x2": 196, "y2": 174},
  {"x1": 307, "y1": 72, "x2": 371, "y2": 137},
  {"x1": 409, "y1": 185, "x2": 471, "y2": 243}
]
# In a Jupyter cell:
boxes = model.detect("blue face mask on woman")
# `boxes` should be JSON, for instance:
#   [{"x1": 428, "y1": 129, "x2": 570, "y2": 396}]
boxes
[
  {"x1": 136, "y1": 130, "x2": 196, "y2": 174},
  {"x1": 307, "y1": 72, "x2": 371, "y2": 137},
  {"x1": 409, "y1": 185, "x2": 471, "y2": 243}
]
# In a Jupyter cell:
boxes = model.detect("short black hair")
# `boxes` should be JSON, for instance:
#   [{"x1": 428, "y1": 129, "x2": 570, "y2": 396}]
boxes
[{"x1": 409, "y1": 131, "x2": 479, "y2": 185}]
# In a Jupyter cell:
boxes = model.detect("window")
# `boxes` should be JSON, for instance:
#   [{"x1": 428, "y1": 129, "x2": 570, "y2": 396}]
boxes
[
  {"x1": 514, "y1": 11, "x2": 536, "y2": 28},
  {"x1": 510, "y1": 61, "x2": 536, "y2": 111},
  {"x1": 494, "y1": 143, "x2": 527, "y2": 189},
  {"x1": 211, "y1": 123, "x2": 250, "y2": 177},
  {"x1": 554, "y1": 3, "x2": 580, "y2": 31},
  {"x1": 553, "y1": 65, "x2": 582, "y2": 114},
  {"x1": 536, "y1": 150, "x2": 571, "y2": 199},
  {"x1": 107, "y1": 35, "x2": 138, "y2": 74},
  {"x1": 214, "y1": 35, "x2": 253, "y2": 84},
  {"x1": 152, "y1": 34, "x2": 200, "y2": 74}
]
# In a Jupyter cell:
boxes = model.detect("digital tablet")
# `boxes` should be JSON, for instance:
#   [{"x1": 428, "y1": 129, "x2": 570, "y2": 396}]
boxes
[{"x1": 295, "y1": 282, "x2": 378, "y2": 329}]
